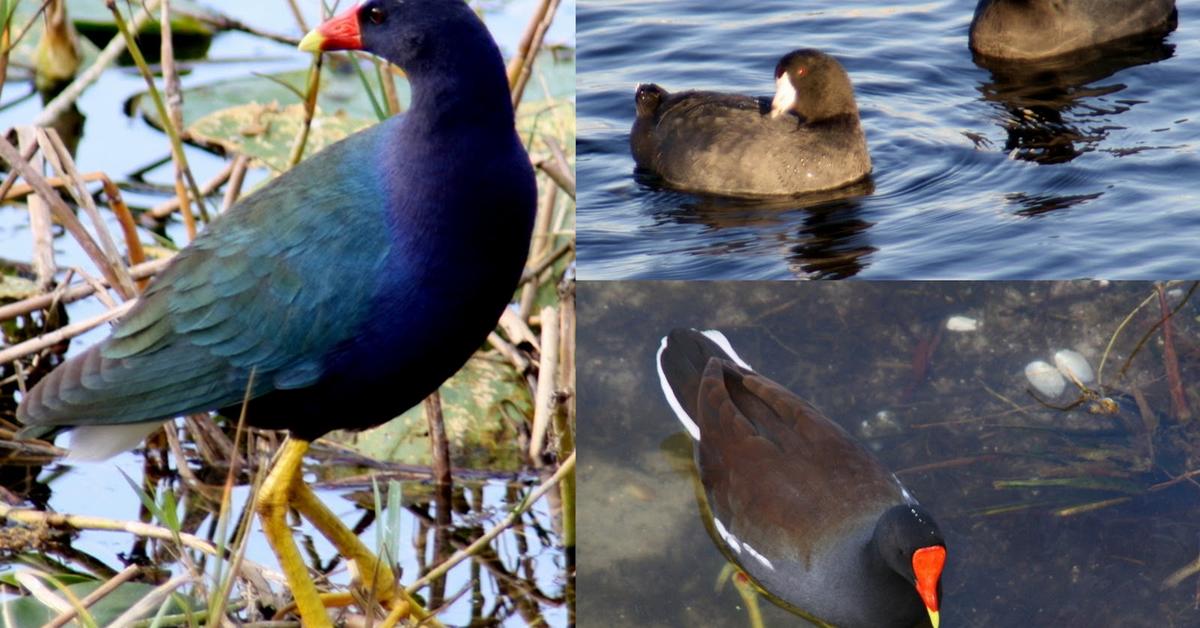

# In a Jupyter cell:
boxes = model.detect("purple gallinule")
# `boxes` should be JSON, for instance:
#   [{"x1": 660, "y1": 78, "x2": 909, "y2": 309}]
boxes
[
  {"x1": 630, "y1": 49, "x2": 870, "y2": 196},
  {"x1": 16, "y1": 1, "x2": 535, "y2": 625},
  {"x1": 656, "y1": 329, "x2": 946, "y2": 628}
]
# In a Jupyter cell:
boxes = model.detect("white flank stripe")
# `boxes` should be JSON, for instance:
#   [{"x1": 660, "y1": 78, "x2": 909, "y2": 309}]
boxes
[
  {"x1": 698, "y1": 330, "x2": 752, "y2": 369},
  {"x1": 713, "y1": 517, "x2": 742, "y2": 554},
  {"x1": 657, "y1": 335, "x2": 701, "y2": 440},
  {"x1": 743, "y1": 541, "x2": 775, "y2": 571}
]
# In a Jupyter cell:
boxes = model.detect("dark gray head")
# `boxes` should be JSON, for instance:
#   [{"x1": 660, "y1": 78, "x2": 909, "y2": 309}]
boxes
[
  {"x1": 635, "y1": 83, "x2": 668, "y2": 118},
  {"x1": 770, "y1": 49, "x2": 860, "y2": 123},
  {"x1": 873, "y1": 504, "x2": 947, "y2": 627}
]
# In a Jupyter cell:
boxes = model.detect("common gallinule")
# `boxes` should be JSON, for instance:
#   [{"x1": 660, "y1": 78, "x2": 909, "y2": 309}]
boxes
[
  {"x1": 630, "y1": 49, "x2": 870, "y2": 197},
  {"x1": 17, "y1": 1, "x2": 536, "y2": 625},
  {"x1": 656, "y1": 329, "x2": 946, "y2": 628},
  {"x1": 969, "y1": 0, "x2": 1177, "y2": 60}
]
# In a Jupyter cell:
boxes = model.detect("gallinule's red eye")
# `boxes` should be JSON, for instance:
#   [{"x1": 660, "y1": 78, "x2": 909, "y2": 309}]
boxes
[
  {"x1": 17, "y1": 2, "x2": 537, "y2": 626},
  {"x1": 657, "y1": 328, "x2": 948, "y2": 628}
]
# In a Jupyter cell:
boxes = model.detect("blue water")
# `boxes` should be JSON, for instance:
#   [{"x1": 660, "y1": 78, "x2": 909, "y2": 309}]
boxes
[{"x1": 578, "y1": 1, "x2": 1200, "y2": 279}]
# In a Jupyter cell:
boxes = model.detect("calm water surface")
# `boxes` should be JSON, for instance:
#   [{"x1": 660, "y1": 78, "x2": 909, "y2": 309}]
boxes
[
  {"x1": 578, "y1": 1, "x2": 1200, "y2": 279},
  {"x1": 579, "y1": 281, "x2": 1200, "y2": 626}
]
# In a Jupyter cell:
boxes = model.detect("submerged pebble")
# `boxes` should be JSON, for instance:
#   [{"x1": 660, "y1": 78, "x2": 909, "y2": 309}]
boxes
[
  {"x1": 945, "y1": 315, "x2": 979, "y2": 332},
  {"x1": 1054, "y1": 349, "x2": 1095, "y2": 385},
  {"x1": 1025, "y1": 360, "x2": 1066, "y2": 398}
]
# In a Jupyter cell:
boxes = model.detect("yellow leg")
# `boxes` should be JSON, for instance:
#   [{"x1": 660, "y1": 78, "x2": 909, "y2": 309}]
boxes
[
  {"x1": 292, "y1": 481, "x2": 434, "y2": 624},
  {"x1": 256, "y1": 438, "x2": 332, "y2": 628},
  {"x1": 731, "y1": 570, "x2": 765, "y2": 628}
]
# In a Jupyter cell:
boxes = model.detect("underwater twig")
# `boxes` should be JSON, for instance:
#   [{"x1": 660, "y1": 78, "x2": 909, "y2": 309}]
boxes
[
  {"x1": 1113, "y1": 281, "x2": 1198, "y2": 387},
  {"x1": 1157, "y1": 284, "x2": 1191, "y2": 422}
]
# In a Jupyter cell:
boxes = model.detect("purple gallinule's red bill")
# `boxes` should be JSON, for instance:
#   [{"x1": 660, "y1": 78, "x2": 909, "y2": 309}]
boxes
[
  {"x1": 16, "y1": 1, "x2": 535, "y2": 625},
  {"x1": 656, "y1": 329, "x2": 946, "y2": 628}
]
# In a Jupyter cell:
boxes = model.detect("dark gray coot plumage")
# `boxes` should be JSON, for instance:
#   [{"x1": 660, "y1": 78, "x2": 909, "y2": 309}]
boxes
[
  {"x1": 631, "y1": 49, "x2": 870, "y2": 197},
  {"x1": 969, "y1": 0, "x2": 1177, "y2": 60}
]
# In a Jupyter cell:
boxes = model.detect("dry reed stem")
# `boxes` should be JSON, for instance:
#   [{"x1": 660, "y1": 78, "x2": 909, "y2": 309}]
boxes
[
  {"x1": 34, "y1": 1, "x2": 158, "y2": 127},
  {"x1": 15, "y1": 128, "x2": 55, "y2": 290},
  {"x1": 147, "y1": 157, "x2": 235, "y2": 219},
  {"x1": 221, "y1": 154, "x2": 251, "y2": 213},
  {"x1": 8, "y1": 167, "x2": 150, "y2": 272},
  {"x1": 519, "y1": 182, "x2": 557, "y2": 319},
  {"x1": 0, "y1": 133, "x2": 135, "y2": 300},
  {"x1": 0, "y1": 4, "x2": 10, "y2": 104},
  {"x1": 499, "y1": 308, "x2": 539, "y2": 352},
  {"x1": 288, "y1": 52, "x2": 323, "y2": 168},
  {"x1": 507, "y1": 0, "x2": 560, "y2": 109},
  {"x1": 529, "y1": 306, "x2": 559, "y2": 462},
  {"x1": 537, "y1": 138, "x2": 575, "y2": 199},
  {"x1": 0, "y1": 257, "x2": 168, "y2": 322},
  {"x1": 0, "y1": 502, "x2": 283, "y2": 584},
  {"x1": 0, "y1": 300, "x2": 132, "y2": 364},
  {"x1": 36, "y1": 128, "x2": 135, "y2": 291}
]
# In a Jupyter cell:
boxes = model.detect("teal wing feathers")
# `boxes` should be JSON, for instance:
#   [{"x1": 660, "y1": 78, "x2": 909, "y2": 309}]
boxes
[{"x1": 18, "y1": 128, "x2": 394, "y2": 429}]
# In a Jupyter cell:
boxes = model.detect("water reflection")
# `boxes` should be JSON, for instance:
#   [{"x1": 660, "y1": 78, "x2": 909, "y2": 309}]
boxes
[
  {"x1": 639, "y1": 178, "x2": 876, "y2": 278},
  {"x1": 973, "y1": 33, "x2": 1176, "y2": 164}
]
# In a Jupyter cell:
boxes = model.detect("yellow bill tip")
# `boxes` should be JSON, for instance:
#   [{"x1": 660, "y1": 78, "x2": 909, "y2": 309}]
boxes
[
  {"x1": 928, "y1": 608, "x2": 940, "y2": 628},
  {"x1": 297, "y1": 29, "x2": 325, "y2": 53}
]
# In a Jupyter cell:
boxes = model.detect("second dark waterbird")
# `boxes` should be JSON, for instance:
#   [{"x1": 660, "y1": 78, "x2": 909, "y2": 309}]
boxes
[
  {"x1": 17, "y1": 0, "x2": 536, "y2": 625},
  {"x1": 631, "y1": 49, "x2": 870, "y2": 197},
  {"x1": 969, "y1": 0, "x2": 1177, "y2": 60},
  {"x1": 657, "y1": 328, "x2": 946, "y2": 628}
]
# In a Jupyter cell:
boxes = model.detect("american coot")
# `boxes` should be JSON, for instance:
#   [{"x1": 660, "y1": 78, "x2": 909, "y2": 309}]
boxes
[
  {"x1": 17, "y1": 1, "x2": 536, "y2": 625},
  {"x1": 656, "y1": 329, "x2": 946, "y2": 628},
  {"x1": 631, "y1": 49, "x2": 871, "y2": 197},
  {"x1": 969, "y1": 0, "x2": 1177, "y2": 60}
]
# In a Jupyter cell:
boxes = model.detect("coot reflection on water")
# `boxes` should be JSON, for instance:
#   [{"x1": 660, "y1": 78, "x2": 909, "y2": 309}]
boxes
[
  {"x1": 637, "y1": 177, "x2": 877, "y2": 279},
  {"x1": 973, "y1": 31, "x2": 1177, "y2": 164}
]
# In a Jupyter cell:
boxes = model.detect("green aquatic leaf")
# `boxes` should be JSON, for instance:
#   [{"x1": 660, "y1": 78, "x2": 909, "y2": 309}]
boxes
[
  {"x1": 0, "y1": 578, "x2": 202, "y2": 625},
  {"x1": 330, "y1": 354, "x2": 531, "y2": 472}
]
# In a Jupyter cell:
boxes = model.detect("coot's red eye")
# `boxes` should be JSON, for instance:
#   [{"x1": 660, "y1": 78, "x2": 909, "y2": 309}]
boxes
[
  {"x1": 368, "y1": 6, "x2": 386, "y2": 24},
  {"x1": 795, "y1": 67, "x2": 806, "y2": 77}
]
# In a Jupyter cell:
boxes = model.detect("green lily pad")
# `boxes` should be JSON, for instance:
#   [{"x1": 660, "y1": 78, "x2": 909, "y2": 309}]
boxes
[
  {"x1": 324, "y1": 354, "x2": 531, "y2": 473},
  {"x1": 132, "y1": 49, "x2": 575, "y2": 172},
  {"x1": 72, "y1": 0, "x2": 215, "y2": 63},
  {"x1": 0, "y1": 273, "x2": 38, "y2": 300},
  {"x1": 188, "y1": 101, "x2": 372, "y2": 172}
]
